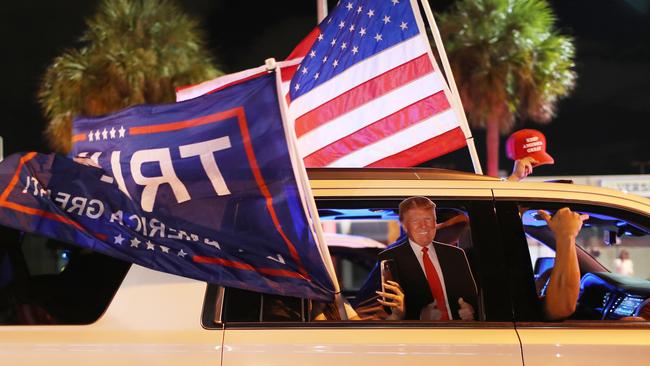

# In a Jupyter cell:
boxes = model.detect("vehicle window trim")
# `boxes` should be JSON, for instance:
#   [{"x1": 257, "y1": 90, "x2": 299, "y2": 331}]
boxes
[
  {"x1": 515, "y1": 320, "x2": 650, "y2": 329},
  {"x1": 201, "y1": 284, "x2": 224, "y2": 329},
  {"x1": 222, "y1": 320, "x2": 516, "y2": 329}
]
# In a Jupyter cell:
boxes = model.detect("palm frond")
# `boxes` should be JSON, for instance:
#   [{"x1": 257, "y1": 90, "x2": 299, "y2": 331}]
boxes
[{"x1": 38, "y1": 0, "x2": 222, "y2": 153}]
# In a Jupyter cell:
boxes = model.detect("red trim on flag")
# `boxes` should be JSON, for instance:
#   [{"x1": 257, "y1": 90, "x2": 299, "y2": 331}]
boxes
[
  {"x1": 0, "y1": 152, "x2": 88, "y2": 232},
  {"x1": 129, "y1": 109, "x2": 239, "y2": 135},
  {"x1": 367, "y1": 127, "x2": 467, "y2": 167},
  {"x1": 72, "y1": 134, "x2": 86, "y2": 143},
  {"x1": 304, "y1": 92, "x2": 451, "y2": 167},
  {"x1": 235, "y1": 108, "x2": 311, "y2": 280},
  {"x1": 193, "y1": 255, "x2": 306, "y2": 279},
  {"x1": 294, "y1": 54, "x2": 433, "y2": 137}
]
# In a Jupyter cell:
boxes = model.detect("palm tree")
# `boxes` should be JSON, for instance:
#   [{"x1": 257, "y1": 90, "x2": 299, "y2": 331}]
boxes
[
  {"x1": 38, "y1": 0, "x2": 222, "y2": 153},
  {"x1": 438, "y1": 0, "x2": 576, "y2": 176}
]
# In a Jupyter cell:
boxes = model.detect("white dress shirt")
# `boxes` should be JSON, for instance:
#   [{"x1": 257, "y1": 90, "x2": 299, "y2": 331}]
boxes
[{"x1": 408, "y1": 239, "x2": 452, "y2": 319}]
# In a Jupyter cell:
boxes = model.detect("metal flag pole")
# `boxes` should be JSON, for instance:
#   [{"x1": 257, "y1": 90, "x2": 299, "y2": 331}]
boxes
[
  {"x1": 267, "y1": 58, "x2": 348, "y2": 320},
  {"x1": 316, "y1": 0, "x2": 328, "y2": 23},
  {"x1": 413, "y1": 0, "x2": 483, "y2": 175}
]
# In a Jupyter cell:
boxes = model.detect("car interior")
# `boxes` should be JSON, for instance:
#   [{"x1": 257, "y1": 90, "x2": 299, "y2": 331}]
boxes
[{"x1": 521, "y1": 207, "x2": 650, "y2": 321}]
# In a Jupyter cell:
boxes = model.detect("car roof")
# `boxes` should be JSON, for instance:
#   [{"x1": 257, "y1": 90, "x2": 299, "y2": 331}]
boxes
[
  {"x1": 307, "y1": 167, "x2": 499, "y2": 181},
  {"x1": 306, "y1": 167, "x2": 650, "y2": 216}
]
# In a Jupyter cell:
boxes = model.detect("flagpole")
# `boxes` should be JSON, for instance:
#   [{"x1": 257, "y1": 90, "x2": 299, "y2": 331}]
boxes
[
  {"x1": 316, "y1": 0, "x2": 328, "y2": 22},
  {"x1": 267, "y1": 58, "x2": 348, "y2": 320},
  {"x1": 415, "y1": 0, "x2": 483, "y2": 175}
]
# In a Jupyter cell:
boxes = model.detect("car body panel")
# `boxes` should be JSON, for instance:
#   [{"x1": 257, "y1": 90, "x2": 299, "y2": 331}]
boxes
[
  {"x1": 517, "y1": 328, "x2": 650, "y2": 366},
  {"x1": 222, "y1": 327, "x2": 521, "y2": 366},
  {"x1": 0, "y1": 265, "x2": 221, "y2": 366}
]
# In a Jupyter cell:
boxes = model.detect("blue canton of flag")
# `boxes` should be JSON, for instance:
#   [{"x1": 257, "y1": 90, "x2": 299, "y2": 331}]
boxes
[
  {"x1": 0, "y1": 72, "x2": 335, "y2": 301},
  {"x1": 290, "y1": 0, "x2": 418, "y2": 99}
]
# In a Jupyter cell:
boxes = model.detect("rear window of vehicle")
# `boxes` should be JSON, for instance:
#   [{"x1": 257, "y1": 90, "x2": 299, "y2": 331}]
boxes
[{"x1": 0, "y1": 230, "x2": 130, "y2": 325}]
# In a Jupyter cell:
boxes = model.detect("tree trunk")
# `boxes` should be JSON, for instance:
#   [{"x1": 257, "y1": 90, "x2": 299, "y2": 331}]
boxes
[{"x1": 486, "y1": 121, "x2": 499, "y2": 177}]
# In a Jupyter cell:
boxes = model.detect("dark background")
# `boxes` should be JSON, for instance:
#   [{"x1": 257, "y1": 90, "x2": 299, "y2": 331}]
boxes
[{"x1": 1, "y1": 0, "x2": 648, "y2": 176}]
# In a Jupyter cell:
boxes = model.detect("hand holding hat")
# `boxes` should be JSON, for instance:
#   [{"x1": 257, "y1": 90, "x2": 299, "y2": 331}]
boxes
[{"x1": 505, "y1": 129, "x2": 554, "y2": 167}]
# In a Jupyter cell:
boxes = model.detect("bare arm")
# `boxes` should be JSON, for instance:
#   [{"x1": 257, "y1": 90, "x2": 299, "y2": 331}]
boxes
[{"x1": 538, "y1": 208, "x2": 588, "y2": 321}]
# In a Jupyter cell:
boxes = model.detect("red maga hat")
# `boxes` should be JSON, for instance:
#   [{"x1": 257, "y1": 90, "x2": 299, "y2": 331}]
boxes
[{"x1": 505, "y1": 129, "x2": 554, "y2": 166}]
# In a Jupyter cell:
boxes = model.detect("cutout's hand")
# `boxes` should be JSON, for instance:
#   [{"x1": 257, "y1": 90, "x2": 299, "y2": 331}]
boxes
[{"x1": 457, "y1": 297, "x2": 475, "y2": 320}]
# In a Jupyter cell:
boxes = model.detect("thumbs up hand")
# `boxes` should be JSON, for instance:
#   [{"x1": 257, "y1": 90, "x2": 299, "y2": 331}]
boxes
[{"x1": 458, "y1": 297, "x2": 475, "y2": 320}]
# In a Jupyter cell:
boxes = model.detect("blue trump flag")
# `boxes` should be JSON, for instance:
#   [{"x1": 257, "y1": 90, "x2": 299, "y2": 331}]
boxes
[{"x1": 0, "y1": 71, "x2": 335, "y2": 300}]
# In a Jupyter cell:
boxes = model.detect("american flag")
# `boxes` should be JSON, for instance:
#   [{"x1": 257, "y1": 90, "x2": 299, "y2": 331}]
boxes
[{"x1": 288, "y1": 0, "x2": 468, "y2": 167}]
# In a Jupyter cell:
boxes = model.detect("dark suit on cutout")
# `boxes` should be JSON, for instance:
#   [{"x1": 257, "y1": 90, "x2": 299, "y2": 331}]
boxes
[{"x1": 378, "y1": 238, "x2": 477, "y2": 320}]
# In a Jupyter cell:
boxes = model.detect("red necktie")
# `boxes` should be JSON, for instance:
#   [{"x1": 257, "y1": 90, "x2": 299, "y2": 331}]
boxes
[{"x1": 422, "y1": 247, "x2": 450, "y2": 320}]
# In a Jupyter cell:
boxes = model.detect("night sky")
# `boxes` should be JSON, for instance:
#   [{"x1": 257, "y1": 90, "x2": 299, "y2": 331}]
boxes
[{"x1": 1, "y1": 0, "x2": 648, "y2": 176}]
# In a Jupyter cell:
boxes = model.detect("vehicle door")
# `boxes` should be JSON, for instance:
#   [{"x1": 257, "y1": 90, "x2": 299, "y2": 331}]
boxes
[
  {"x1": 216, "y1": 195, "x2": 523, "y2": 366},
  {"x1": 494, "y1": 193, "x2": 650, "y2": 366},
  {"x1": 0, "y1": 233, "x2": 222, "y2": 366}
]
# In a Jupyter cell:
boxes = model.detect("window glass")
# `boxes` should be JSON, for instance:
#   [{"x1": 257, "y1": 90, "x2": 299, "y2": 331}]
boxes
[
  {"x1": 0, "y1": 231, "x2": 130, "y2": 325},
  {"x1": 220, "y1": 287, "x2": 305, "y2": 323},
  {"x1": 519, "y1": 203, "x2": 650, "y2": 321},
  {"x1": 217, "y1": 200, "x2": 482, "y2": 324}
]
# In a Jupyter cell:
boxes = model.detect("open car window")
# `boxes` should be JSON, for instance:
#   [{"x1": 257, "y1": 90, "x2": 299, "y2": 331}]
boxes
[
  {"x1": 212, "y1": 198, "x2": 509, "y2": 325},
  {"x1": 519, "y1": 203, "x2": 650, "y2": 321}
]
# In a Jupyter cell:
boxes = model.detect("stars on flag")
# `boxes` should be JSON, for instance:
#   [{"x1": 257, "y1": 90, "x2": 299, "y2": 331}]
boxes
[
  {"x1": 114, "y1": 234, "x2": 125, "y2": 245},
  {"x1": 87, "y1": 125, "x2": 127, "y2": 142},
  {"x1": 290, "y1": 0, "x2": 419, "y2": 100},
  {"x1": 118, "y1": 233, "x2": 194, "y2": 258},
  {"x1": 130, "y1": 237, "x2": 141, "y2": 248}
]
